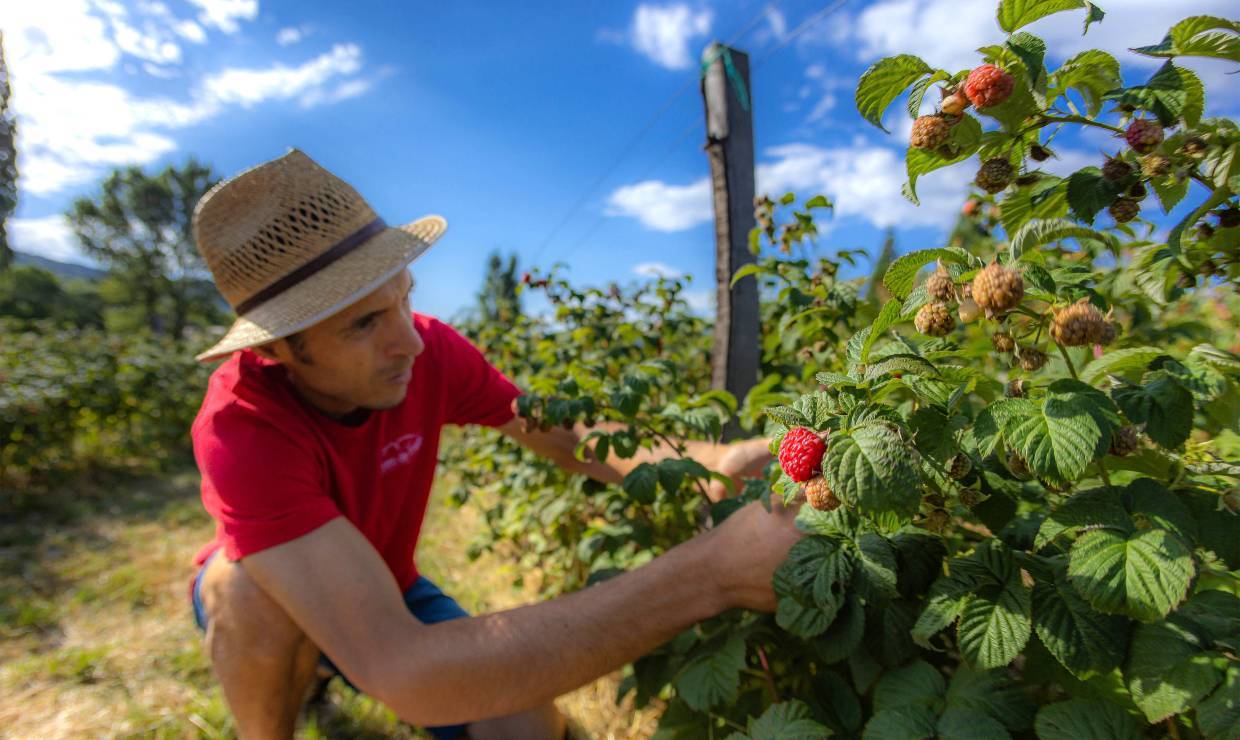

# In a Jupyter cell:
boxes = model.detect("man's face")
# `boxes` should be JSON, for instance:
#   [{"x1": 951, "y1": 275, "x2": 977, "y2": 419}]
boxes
[{"x1": 258, "y1": 270, "x2": 424, "y2": 419}]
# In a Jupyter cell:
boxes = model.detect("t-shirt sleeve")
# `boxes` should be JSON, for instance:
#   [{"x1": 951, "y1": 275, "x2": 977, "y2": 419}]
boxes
[
  {"x1": 430, "y1": 318, "x2": 523, "y2": 427},
  {"x1": 194, "y1": 407, "x2": 341, "y2": 561}
]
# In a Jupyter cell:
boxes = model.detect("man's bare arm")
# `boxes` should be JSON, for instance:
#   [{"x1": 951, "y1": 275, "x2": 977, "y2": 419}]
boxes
[
  {"x1": 497, "y1": 413, "x2": 772, "y2": 500},
  {"x1": 241, "y1": 500, "x2": 799, "y2": 726}
]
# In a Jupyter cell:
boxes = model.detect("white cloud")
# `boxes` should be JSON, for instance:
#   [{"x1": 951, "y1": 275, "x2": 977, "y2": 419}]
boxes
[
  {"x1": 683, "y1": 289, "x2": 713, "y2": 314},
  {"x1": 845, "y1": 0, "x2": 1239, "y2": 112},
  {"x1": 606, "y1": 178, "x2": 713, "y2": 231},
  {"x1": 8, "y1": 216, "x2": 90, "y2": 265},
  {"x1": 634, "y1": 261, "x2": 684, "y2": 278},
  {"x1": 187, "y1": 0, "x2": 257, "y2": 34},
  {"x1": 1, "y1": 0, "x2": 372, "y2": 198},
  {"x1": 204, "y1": 44, "x2": 363, "y2": 107},
  {"x1": 607, "y1": 141, "x2": 975, "y2": 233},
  {"x1": 276, "y1": 26, "x2": 304, "y2": 46},
  {"x1": 766, "y1": 8, "x2": 788, "y2": 41},
  {"x1": 628, "y1": 4, "x2": 713, "y2": 70}
]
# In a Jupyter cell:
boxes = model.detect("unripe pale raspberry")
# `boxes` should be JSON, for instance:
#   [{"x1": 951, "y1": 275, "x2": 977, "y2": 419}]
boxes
[
  {"x1": 992, "y1": 332, "x2": 1015, "y2": 353},
  {"x1": 947, "y1": 453, "x2": 972, "y2": 480},
  {"x1": 778, "y1": 427, "x2": 826, "y2": 483},
  {"x1": 1109, "y1": 197, "x2": 1140, "y2": 224},
  {"x1": 958, "y1": 297, "x2": 981, "y2": 324},
  {"x1": 911, "y1": 115, "x2": 952, "y2": 150},
  {"x1": 1098, "y1": 321, "x2": 1118, "y2": 346},
  {"x1": 1005, "y1": 379, "x2": 1026, "y2": 398},
  {"x1": 1109, "y1": 425, "x2": 1142, "y2": 456},
  {"x1": 804, "y1": 476, "x2": 840, "y2": 511},
  {"x1": 1017, "y1": 347, "x2": 1047, "y2": 372},
  {"x1": 1007, "y1": 450, "x2": 1031, "y2": 478},
  {"x1": 1181, "y1": 136, "x2": 1207, "y2": 158},
  {"x1": 915, "y1": 302, "x2": 955, "y2": 336},
  {"x1": 959, "y1": 489, "x2": 985, "y2": 508},
  {"x1": 964, "y1": 64, "x2": 1014, "y2": 109},
  {"x1": 941, "y1": 92, "x2": 970, "y2": 116},
  {"x1": 1125, "y1": 119, "x2": 1164, "y2": 154},
  {"x1": 926, "y1": 265, "x2": 955, "y2": 302},
  {"x1": 1051, "y1": 299, "x2": 1107, "y2": 347},
  {"x1": 975, "y1": 157, "x2": 1014, "y2": 194},
  {"x1": 972, "y1": 263, "x2": 1025, "y2": 315},
  {"x1": 1141, "y1": 154, "x2": 1172, "y2": 178},
  {"x1": 1102, "y1": 157, "x2": 1133, "y2": 182}
]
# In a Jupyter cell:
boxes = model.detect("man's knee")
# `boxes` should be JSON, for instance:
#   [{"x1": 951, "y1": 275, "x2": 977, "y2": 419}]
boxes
[{"x1": 201, "y1": 556, "x2": 306, "y2": 659}]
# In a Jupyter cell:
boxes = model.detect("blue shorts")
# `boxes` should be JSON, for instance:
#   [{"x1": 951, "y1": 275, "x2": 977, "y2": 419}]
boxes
[{"x1": 191, "y1": 551, "x2": 468, "y2": 739}]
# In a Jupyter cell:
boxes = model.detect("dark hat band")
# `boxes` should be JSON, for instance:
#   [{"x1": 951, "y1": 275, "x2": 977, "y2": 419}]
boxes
[{"x1": 234, "y1": 217, "x2": 387, "y2": 316}]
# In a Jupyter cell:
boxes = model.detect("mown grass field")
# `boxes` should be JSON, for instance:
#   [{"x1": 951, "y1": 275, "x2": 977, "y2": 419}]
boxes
[{"x1": 0, "y1": 469, "x2": 662, "y2": 738}]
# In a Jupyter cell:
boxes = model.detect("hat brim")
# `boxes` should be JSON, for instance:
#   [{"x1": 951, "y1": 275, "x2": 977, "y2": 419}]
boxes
[{"x1": 195, "y1": 215, "x2": 446, "y2": 363}]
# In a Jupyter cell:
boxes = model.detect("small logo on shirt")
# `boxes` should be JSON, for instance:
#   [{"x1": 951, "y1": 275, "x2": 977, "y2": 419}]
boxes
[{"x1": 380, "y1": 433, "x2": 423, "y2": 475}]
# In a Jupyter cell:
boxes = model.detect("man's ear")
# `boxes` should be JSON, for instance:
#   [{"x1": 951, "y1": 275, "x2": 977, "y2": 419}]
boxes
[{"x1": 252, "y1": 341, "x2": 282, "y2": 362}]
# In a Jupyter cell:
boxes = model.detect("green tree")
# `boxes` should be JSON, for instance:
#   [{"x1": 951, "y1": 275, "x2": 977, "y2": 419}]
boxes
[
  {"x1": 67, "y1": 159, "x2": 222, "y2": 338},
  {"x1": 0, "y1": 266, "x2": 103, "y2": 327},
  {"x1": 476, "y1": 250, "x2": 521, "y2": 327},
  {"x1": 0, "y1": 31, "x2": 18, "y2": 273}
]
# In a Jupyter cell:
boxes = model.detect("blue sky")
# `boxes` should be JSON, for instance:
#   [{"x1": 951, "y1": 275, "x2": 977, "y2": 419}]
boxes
[{"x1": 4, "y1": 0, "x2": 1237, "y2": 322}]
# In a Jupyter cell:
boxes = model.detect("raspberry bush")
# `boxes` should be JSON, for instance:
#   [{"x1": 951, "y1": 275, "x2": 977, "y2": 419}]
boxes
[{"x1": 444, "y1": 3, "x2": 1239, "y2": 735}]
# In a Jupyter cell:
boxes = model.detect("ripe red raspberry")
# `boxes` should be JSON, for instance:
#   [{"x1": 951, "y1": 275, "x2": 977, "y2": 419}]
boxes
[
  {"x1": 804, "y1": 476, "x2": 840, "y2": 511},
  {"x1": 911, "y1": 115, "x2": 952, "y2": 150},
  {"x1": 962, "y1": 199, "x2": 980, "y2": 217},
  {"x1": 778, "y1": 427, "x2": 826, "y2": 482},
  {"x1": 964, "y1": 64, "x2": 1014, "y2": 109},
  {"x1": 975, "y1": 158, "x2": 1014, "y2": 194},
  {"x1": 1125, "y1": 119, "x2": 1164, "y2": 154}
]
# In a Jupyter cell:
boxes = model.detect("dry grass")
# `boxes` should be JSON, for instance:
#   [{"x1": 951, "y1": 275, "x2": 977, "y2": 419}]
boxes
[{"x1": 0, "y1": 469, "x2": 662, "y2": 738}]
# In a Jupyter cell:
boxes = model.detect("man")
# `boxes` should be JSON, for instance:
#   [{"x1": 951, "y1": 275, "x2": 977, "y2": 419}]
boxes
[{"x1": 187, "y1": 149, "x2": 800, "y2": 738}]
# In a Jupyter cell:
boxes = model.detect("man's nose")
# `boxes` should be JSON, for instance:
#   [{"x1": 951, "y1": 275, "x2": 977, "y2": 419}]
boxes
[{"x1": 392, "y1": 316, "x2": 425, "y2": 359}]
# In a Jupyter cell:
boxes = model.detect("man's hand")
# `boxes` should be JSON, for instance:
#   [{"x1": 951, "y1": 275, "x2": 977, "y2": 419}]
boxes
[
  {"x1": 708, "y1": 437, "x2": 775, "y2": 502},
  {"x1": 703, "y1": 497, "x2": 802, "y2": 612}
]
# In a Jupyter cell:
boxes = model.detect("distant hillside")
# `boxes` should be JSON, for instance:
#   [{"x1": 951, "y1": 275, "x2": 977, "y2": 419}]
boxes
[{"x1": 13, "y1": 251, "x2": 107, "y2": 281}]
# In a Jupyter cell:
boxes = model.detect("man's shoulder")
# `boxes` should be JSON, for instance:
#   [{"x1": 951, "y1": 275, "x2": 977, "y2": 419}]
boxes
[{"x1": 194, "y1": 351, "x2": 307, "y2": 439}]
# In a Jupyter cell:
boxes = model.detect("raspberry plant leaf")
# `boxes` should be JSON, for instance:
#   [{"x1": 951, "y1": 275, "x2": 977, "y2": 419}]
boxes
[
  {"x1": 673, "y1": 632, "x2": 748, "y2": 713},
  {"x1": 1032, "y1": 563, "x2": 1130, "y2": 678},
  {"x1": 823, "y1": 424, "x2": 920, "y2": 523},
  {"x1": 1006, "y1": 32, "x2": 1048, "y2": 92},
  {"x1": 906, "y1": 114, "x2": 983, "y2": 201},
  {"x1": 1111, "y1": 371, "x2": 1194, "y2": 449},
  {"x1": 882, "y1": 248, "x2": 971, "y2": 300},
  {"x1": 724, "y1": 700, "x2": 831, "y2": 740},
  {"x1": 1051, "y1": 50, "x2": 1121, "y2": 116},
  {"x1": 943, "y1": 666, "x2": 1036, "y2": 731},
  {"x1": 934, "y1": 707, "x2": 1013, "y2": 740},
  {"x1": 873, "y1": 659, "x2": 945, "y2": 713},
  {"x1": 999, "y1": 379, "x2": 1120, "y2": 485},
  {"x1": 996, "y1": 0, "x2": 1091, "y2": 34},
  {"x1": 1125, "y1": 618, "x2": 1225, "y2": 722},
  {"x1": 1131, "y1": 16, "x2": 1240, "y2": 64},
  {"x1": 956, "y1": 568, "x2": 1032, "y2": 668},
  {"x1": 1079, "y1": 346, "x2": 1168, "y2": 385},
  {"x1": 998, "y1": 178, "x2": 1068, "y2": 235},
  {"x1": 1103, "y1": 61, "x2": 1202, "y2": 128},
  {"x1": 1067, "y1": 527, "x2": 1194, "y2": 621},
  {"x1": 863, "y1": 705, "x2": 938, "y2": 740},
  {"x1": 1033, "y1": 698, "x2": 1143, "y2": 740},
  {"x1": 1009, "y1": 218, "x2": 1118, "y2": 259},
  {"x1": 814, "y1": 595, "x2": 866, "y2": 664},
  {"x1": 1066, "y1": 167, "x2": 1123, "y2": 224},
  {"x1": 855, "y1": 54, "x2": 934, "y2": 132},
  {"x1": 1197, "y1": 663, "x2": 1240, "y2": 739}
]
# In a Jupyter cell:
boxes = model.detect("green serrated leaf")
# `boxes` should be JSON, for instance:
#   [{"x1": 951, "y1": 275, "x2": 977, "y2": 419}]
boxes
[
  {"x1": 957, "y1": 572, "x2": 1032, "y2": 669},
  {"x1": 767, "y1": 405, "x2": 813, "y2": 429},
  {"x1": 862, "y1": 299, "x2": 905, "y2": 362},
  {"x1": 863, "y1": 706, "x2": 937, "y2": 740},
  {"x1": 1112, "y1": 371, "x2": 1194, "y2": 449},
  {"x1": 736, "y1": 700, "x2": 832, "y2": 740},
  {"x1": 1033, "y1": 565, "x2": 1129, "y2": 678},
  {"x1": 936, "y1": 708, "x2": 1013, "y2": 740},
  {"x1": 1035, "y1": 486, "x2": 1132, "y2": 549},
  {"x1": 1002, "y1": 380, "x2": 1119, "y2": 485},
  {"x1": 1066, "y1": 167, "x2": 1122, "y2": 225},
  {"x1": 1103, "y1": 61, "x2": 1198, "y2": 127},
  {"x1": 883, "y1": 248, "x2": 970, "y2": 299},
  {"x1": 856, "y1": 55, "x2": 933, "y2": 132},
  {"x1": 824, "y1": 424, "x2": 921, "y2": 521},
  {"x1": 1081, "y1": 346, "x2": 1169, "y2": 385},
  {"x1": 1068, "y1": 527, "x2": 1194, "y2": 622},
  {"x1": 673, "y1": 634, "x2": 748, "y2": 712},
  {"x1": 945, "y1": 666, "x2": 1036, "y2": 732},
  {"x1": 1034, "y1": 699, "x2": 1143, "y2": 740},
  {"x1": 873, "y1": 659, "x2": 945, "y2": 712},
  {"x1": 1010, "y1": 217, "x2": 1119, "y2": 258},
  {"x1": 1052, "y1": 50, "x2": 1121, "y2": 116},
  {"x1": 622, "y1": 464, "x2": 658, "y2": 504},
  {"x1": 997, "y1": 0, "x2": 1087, "y2": 33},
  {"x1": 864, "y1": 354, "x2": 938, "y2": 382},
  {"x1": 1126, "y1": 619, "x2": 1225, "y2": 723},
  {"x1": 1007, "y1": 32, "x2": 1048, "y2": 90},
  {"x1": 1197, "y1": 663, "x2": 1240, "y2": 740},
  {"x1": 814, "y1": 595, "x2": 866, "y2": 664},
  {"x1": 1132, "y1": 16, "x2": 1240, "y2": 64},
  {"x1": 855, "y1": 533, "x2": 900, "y2": 602},
  {"x1": 907, "y1": 72, "x2": 947, "y2": 119}
]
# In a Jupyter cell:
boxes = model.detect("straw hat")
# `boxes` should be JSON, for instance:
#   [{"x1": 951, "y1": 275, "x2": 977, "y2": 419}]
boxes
[{"x1": 192, "y1": 148, "x2": 445, "y2": 362}]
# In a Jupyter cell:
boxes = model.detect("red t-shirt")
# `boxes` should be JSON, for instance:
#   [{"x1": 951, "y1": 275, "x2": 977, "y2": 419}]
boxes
[{"x1": 190, "y1": 313, "x2": 521, "y2": 591}]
